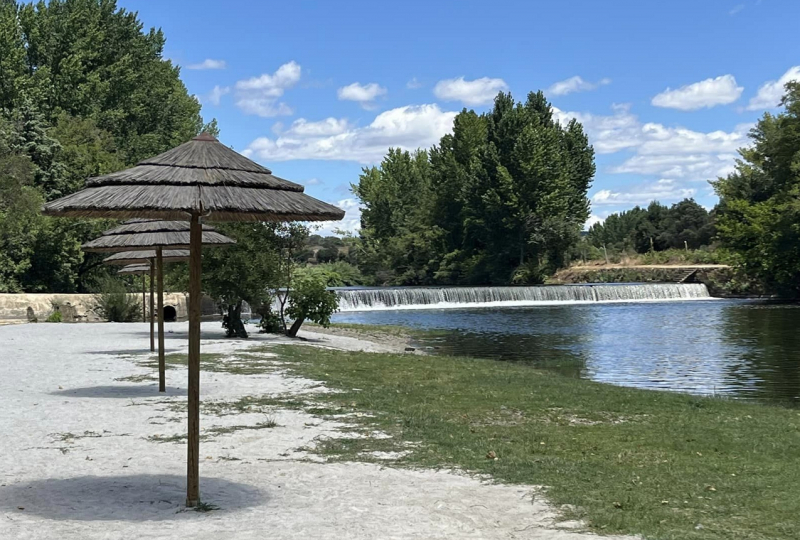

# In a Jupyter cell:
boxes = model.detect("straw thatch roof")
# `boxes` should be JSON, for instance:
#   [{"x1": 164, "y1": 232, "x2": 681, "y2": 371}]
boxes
[
  {"x1": 117, "y1": 264, "x2": 151, "y2": 275},
  {"x1": 82, "y1": 220, "x2": 235, "y2": 252},
  {"x1": 102, "y1": 219, "x2": 216, "y2": 235},
  {"x1": 103, "y1": 250, "x2": 190, "y2": 266},
  {"x1": 42, "y1": 133, "x2": 345, "y2": 222}
]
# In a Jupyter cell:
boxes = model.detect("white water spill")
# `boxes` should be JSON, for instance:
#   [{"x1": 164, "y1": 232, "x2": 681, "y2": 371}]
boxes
[{"x1": 336, "y1": 283, "x2": 713, "y2": 312}]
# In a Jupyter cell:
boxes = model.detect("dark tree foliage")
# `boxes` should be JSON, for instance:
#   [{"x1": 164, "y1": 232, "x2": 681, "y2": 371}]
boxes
[
  {"x1": 0, "y1": 0, "x2": 210, "y2": 293},
  {"x1": 587, "y1": 199, "x2": 714, "y2": 253},
  {"x1": 353, "y1": 91, "x2": 595, "y2": 285},
  {"x1": 713, "y1": 82, "x2": 800, "y2": 296}
]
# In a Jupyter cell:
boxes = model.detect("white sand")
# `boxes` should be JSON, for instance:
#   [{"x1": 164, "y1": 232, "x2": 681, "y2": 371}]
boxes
[{"x1": 0, "y1": 322, "x2": 634, "y2": 539}]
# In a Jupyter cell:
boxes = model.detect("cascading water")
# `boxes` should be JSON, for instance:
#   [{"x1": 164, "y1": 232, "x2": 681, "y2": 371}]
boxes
[{"x1": 335, "y1": 283, "x2": 712, "y2": 312}]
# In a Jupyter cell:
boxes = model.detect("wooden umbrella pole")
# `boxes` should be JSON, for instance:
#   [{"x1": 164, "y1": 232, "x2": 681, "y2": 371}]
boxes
[
  {"x1": 186, "y1": 213, "x2": 202, "y2": 507},
  {"x1": 141, "y1": 274, "x2": 146, "y2": 322},
  {"x1": 157, "y1": 247, "x2": 165, "y2": 392},
  {"x1": 150, "y1": 259, "x2": 155, "y2": 353}
]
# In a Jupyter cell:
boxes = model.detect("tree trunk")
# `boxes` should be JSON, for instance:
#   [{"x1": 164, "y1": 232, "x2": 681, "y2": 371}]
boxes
[
  {"x1": 286, "y1": 317, "x2": 305, "y2": 337},
  {"x1": 226, "y1": 300, "x2": 248, "y2": 338}
]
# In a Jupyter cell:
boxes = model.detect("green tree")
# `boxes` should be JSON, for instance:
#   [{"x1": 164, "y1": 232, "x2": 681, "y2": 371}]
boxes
[
  {"x1": 713, "y1": 82, "x2": 800, "y2": 295},
  {"x1": 285, "y1": 275, "x2": 339, "y2": 337},
  {"x1": 0, "y1": 0, "x2": 211, "y2": 293},
  {"x1": 354, "y1": 91, "x2": 595, "y2": 285}
]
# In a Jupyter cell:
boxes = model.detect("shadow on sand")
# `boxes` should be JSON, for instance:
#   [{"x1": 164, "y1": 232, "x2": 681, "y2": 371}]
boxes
[
  {"x1": 50, "y1": 385, "x2": 185, "y2": 398},
  {"x1": 86, "y1": 348, "x2": 179, "y2": 356},
  {"x1": 1, "y1": 474, "x2": 265, "y2": 520}
]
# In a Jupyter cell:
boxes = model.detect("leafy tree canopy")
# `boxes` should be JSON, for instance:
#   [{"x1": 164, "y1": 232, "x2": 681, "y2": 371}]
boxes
[
  {"x1": 713, "y1": 82, "x2": 800, "y2": 296},
  {"x1": 353, "y1": 91, "x2": 595, "y2": 285}
]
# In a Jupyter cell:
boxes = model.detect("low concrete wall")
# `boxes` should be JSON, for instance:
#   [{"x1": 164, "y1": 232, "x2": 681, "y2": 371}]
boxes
[{"x1": 0, "y1": 293, "x2": 191, "y2": 323}]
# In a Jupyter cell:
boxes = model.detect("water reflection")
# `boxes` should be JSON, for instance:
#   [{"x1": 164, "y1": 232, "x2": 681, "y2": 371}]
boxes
[{"x1": 333, "y1": 300, "x2": 800, "y2": 405}]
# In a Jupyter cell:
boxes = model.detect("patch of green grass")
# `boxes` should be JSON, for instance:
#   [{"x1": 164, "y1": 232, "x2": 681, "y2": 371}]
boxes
[
  {"x1": 265, "y1": 344, "x2": 800, "y2": 540},
  {"x1": 193, "y1": 501, "x2": 219, "y2": 513}
]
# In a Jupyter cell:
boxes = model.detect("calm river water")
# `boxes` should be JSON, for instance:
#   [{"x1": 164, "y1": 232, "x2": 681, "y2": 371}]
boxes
[{"x1": 332, "y1": 300, "x2": 800, "y2": 405}]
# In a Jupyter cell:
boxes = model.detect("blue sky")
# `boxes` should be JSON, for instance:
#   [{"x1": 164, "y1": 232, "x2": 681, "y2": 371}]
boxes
[{"x1": 122, "y1": 0, "x2": 800, "y2": 234}]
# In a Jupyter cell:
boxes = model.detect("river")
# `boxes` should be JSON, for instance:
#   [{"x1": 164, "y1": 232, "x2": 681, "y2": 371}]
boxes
[{"x1": 330, "y1": 284, "x2": 800, "y2": 405}]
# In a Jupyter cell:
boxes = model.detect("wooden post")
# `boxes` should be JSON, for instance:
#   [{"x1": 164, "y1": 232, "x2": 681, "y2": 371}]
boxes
[
  {"x1": 150, "y1": 259, "x2": 155, "y2": 353},
  {"x1": 186, "y1": 213, "x2": 202, "y2": 507},
  {"x1": 142, "y1": 274, "x2": 146, "y2": 323},
  {"x1": 157, "y1": 248, "x2": 165, "y2": 393}
]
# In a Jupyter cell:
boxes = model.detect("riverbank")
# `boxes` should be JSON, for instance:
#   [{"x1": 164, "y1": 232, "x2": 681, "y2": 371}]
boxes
[{"x1": 263, "y1": 342, "x2": 799, "y2": 540}]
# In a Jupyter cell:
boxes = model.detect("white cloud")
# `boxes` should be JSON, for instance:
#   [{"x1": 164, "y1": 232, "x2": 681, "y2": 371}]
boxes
[
  {"x1": 584, "y1": 214, "x2": 604, "y2": 230},
  {"x1": 407, "y1": 77, "x2": 422, "y2": 89},
  {"x1": 205, "y1": 85, "x2": 229, "y2": 106},
  {"x1": 315, "y1": 198, "x2": 361, "y2": 236},
  {"x1": 234, "y1": 61, "x2": 301, "y2": 117},
  {"x1": 554, "y1": 103, "x2": 749, "y2": 182},
  {"x1": 611, "y1": 154, "x2": 738, "y2": 180},
  {"x1": 553, "y1": 103, "x2": 642, "y2": 154},
  {"x1": 433, "y1": 76, "x2": 508, "y2": 106},
  {"x1": 243, "y1": 104, "x2": 457, "y2": 164},
  {"x1": 548, "y1": 76, "x2": 611, "y2": 96},
  {"x1": 187, "y1": 59, "x2": 226, "y2": 70},
  {"x1": 337, "y1": 82, "x2": 387, "y2": 106},
  {"x1": 746, "y1": 66, "x2": 800, "y2": 110},
  {"x1": 302, "y1": 178, "x2": 321, "y2": 186},
  {"x1": 285, "y1": 118, "x2": 351, "y2": 137},
  {"x1": 729, "y1": 4, "x2": 745, "y2": 16},
  {"x1": 651, "y1": 75, "x2": 743, "y2": 110},
  {"x1": 591, "y1": 179, "x2": 696, "y2": 206}
]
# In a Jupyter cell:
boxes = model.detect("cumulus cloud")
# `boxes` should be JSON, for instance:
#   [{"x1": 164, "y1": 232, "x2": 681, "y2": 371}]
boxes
[
  {"x1": 315, "y1": 198, "x2": 362, "y2": 236},
  {"x1": 284, "y1": 118, "x2": 351, "y2": 137},
  {"x1": 187, "y1": 59, "x2": 226, "y2": 70},
  {"x1": 746, "y1": 66, "x2": 800, "y2": 110},
  {"x1": 234, "y1": 61, "x2": 301, "y2": 117},
  {"x1": 548, "y1": 76, "x2": 611, "y2": 96},
  {"x1": 205, "y1": 85, "x2": 230, "y2": 106},
  {"x1": 584, "y1": 214, "x2": 604, "y2": 230},
  {"x1": 433, "y1": 76, "x2": 508, "y2": 106},
  {"x1": 337, "y1": 82, "x2": 387, "y2": 108},
  {"x1": 553, "y1": 103, "x2": 749, "y2": 182},
  {"x1": 591, "y1": 179, "x2": 696, "y2": 206},
  {"x1": 651, "y1": 75, "x2": 743, "y2": 110},
  {"x1": 243, "y1": 104, "x2": 457, "y2": 164}
]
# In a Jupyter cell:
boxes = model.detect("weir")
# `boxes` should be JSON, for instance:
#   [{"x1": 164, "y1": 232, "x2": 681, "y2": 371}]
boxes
[{"x1": 336, "y1": 283, "x2": 712, "y2": 312}]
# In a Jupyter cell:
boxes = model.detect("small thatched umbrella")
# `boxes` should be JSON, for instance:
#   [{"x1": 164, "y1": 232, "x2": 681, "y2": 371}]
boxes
[
  {"x1": 116, "y1": 264, "x2": 152, "y2": 322},
  {"x1": 89, "y1": 221, "x2": 235, "y2": 393},
  {"x1": 43, "y1": 133, "x2": 343, "y2": 507}
]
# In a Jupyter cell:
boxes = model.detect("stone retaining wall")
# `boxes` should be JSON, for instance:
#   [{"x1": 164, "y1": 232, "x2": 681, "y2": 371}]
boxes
[{"x1": 0, "y1": 293, "x2": 192, "y2": 323}]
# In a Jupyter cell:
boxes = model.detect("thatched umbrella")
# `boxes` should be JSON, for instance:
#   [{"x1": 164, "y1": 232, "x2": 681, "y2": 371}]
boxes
[
  {"x1": 89, "y1": 221, "x2": 235, "y2": 393},
  {"x1": 43, "y1": 133, "x2": 343, "y2": 507},
  {"x1": 116, "y1": 264, "x2": 152, "y2": 322}
]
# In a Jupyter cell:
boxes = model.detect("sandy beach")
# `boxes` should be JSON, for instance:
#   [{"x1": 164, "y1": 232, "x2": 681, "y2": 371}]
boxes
[{"x1": 0, "y1": 321, "x2": 633, "y2": 539}]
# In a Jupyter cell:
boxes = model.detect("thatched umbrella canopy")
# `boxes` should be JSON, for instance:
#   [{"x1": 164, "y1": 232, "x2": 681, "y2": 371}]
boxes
[
  {"x1": 117, "y1": 264, "x2": 151, "y2": 275},
  {"x1": 104, "y1": 249, "x2": 189, "y2": 265},
  {"x1": 89, "y1": 221, "x2": 235, "y2": 392},
  {"x1": 83, "y1": 220, "x2": 233, "y2": 252},
  {"x1": 43, "y1": 133, "x2": 344, "y2": 507}
]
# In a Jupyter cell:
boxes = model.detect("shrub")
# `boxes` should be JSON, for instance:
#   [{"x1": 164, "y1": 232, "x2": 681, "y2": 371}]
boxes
[
  {"x1": 93, "y1": 277, "x2": 141, "y2": 322},
  {"x1": 45, "y1": 310, "x2": 63, "y2": 322},
  {"x1": 285, "y1": 276, "x2": 339, "y2": 337}
]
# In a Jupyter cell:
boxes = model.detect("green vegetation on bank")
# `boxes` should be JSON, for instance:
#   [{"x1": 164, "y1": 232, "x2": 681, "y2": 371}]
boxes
[
  {"x1": 587, "y1": 199, "x2": 715, "y2": 255},
  {"x1": 0, "y1": 0, "x2": 212, "y2": 294},
  {"x1": 713, "y1": 82, "x2": 800, "y2": 297},
  {"x1": 353, "y1": 91, "x2": 595, "y2": 286},
  {"x1": 259, "y1": 344, "x2": 799, "y2": 540}
]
